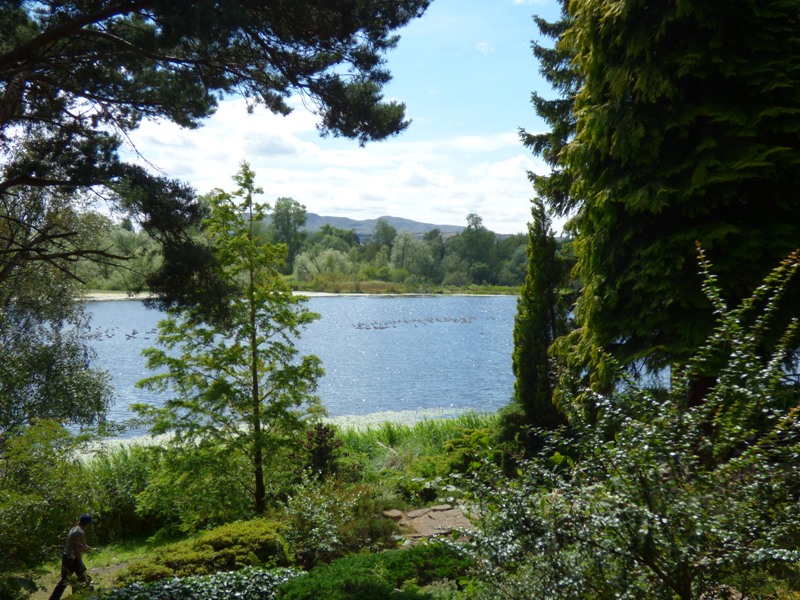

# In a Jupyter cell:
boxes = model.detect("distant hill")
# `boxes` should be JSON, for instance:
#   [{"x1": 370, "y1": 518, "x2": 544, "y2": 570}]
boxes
[{"x1": 302, "y1": 214, "x2": 464, "y2": 240}]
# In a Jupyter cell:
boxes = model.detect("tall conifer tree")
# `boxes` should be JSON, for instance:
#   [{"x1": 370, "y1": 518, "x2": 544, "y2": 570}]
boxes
[
  {"x1": 528, "y1": 0, "x2": 800, "y2": 390},
  {"x1": 136, "y1": 163, "x2": 323, "y2": 515},
  {"x1": 511, "y1": 199, "x2": 569, "y2": 433}
]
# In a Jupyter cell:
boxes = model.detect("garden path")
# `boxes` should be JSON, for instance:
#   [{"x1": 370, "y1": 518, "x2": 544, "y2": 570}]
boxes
[{"x1": 383, "y1": 504, "x2": 473, "y2": 541}]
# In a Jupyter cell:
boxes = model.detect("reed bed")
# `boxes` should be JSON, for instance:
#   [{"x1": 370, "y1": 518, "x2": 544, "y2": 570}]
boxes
[{"x1": 333, "y1": 410, "x2": 496, "y2": 473}]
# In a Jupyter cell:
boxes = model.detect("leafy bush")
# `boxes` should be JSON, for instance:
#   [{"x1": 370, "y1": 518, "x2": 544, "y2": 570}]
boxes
[
  {"x1": 116, "y1": 519, "x2": 289, "y2": 585},
  {"x1": 277, "y1": 544, "x2": 473, "y2": 600},
  {"x1": 280, "y1": 474, "x2": 397, "y2": 569},
  {"x1": 0, "y1": 575, "x2": 37, "y2": 600},
  {"x1": 132, "y1": 443, "x2": 257, "y2": 532},
  {"x1": 461, "y1": 251, "x2": 800, "y2": 599},
  {"x1": 0, "y1": 420, "x2": 89, "y2": 572},
  {"x1": 97, "y1": 566, "x2": 299, "y2": 600}
]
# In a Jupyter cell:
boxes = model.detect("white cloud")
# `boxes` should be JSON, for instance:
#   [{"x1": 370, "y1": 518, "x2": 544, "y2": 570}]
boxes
[
  {"x1": 396, "y1": 161, "x2": 455, "y2": 187},
  {"x1": 475, "y1": 41, "x2": 496, "y2": 54},
  {"x1": 488, "y1": 154, "x2": 540, "y2": 180},
  {"x1": 123, "y1": 96, "x2": 542, "y2": 234}
]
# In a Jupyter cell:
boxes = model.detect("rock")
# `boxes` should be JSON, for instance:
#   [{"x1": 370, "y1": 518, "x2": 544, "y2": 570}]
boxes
[{"x1": 383, "y1": 505, "x2": 473, "y2": 543}]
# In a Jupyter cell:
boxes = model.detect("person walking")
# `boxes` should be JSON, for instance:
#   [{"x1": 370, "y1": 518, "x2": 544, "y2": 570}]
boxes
[{"x1": 48, "y1": 514, "x2": 93, "y2": 600}]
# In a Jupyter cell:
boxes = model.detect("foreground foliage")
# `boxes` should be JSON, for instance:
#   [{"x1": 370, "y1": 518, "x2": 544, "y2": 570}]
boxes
[
  {"x1": 277, "y1": 543, "x2": 473, "y2": 600},
  {"x1": 115, "y1": 520, "x2": 289, "y2": 585},
  {"x1": 98, "y1": 566, "x2": 299, "y2": 600},
  {"x1": 463, "y1": 252, "x2": 800, "y2": 599},
  {"x1": 279, "y1": 474, "x2": 398, "y2": 570}
]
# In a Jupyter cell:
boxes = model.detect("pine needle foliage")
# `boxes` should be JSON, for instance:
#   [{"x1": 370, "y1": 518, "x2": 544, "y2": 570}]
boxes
[{"x1": 508, "y1": 199, "x2": 571, "y2": 438}]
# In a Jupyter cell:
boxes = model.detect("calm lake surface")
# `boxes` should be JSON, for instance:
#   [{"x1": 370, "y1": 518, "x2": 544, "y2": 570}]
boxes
[{"x1": 87, "y1": 295, "x2": 517, "y2": 436}]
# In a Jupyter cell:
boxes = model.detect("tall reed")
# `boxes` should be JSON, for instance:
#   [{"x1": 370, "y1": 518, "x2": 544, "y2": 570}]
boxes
[{"x1": 335, "y1": 411, "x2": 496, "y2": 472}]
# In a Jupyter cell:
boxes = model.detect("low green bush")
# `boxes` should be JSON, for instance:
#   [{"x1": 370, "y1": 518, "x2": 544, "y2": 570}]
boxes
[
  {"x1": 97, "y1": 566, "x2": 299, "y2": 600},
  {"x1": 280, "y1": 475, "x2": 398, "y2": 569},
  {"x1": 132, "y1": 444, "x2": 257, "y2": 533},
  {"x1": 116, "y1": 519, "x2": 289, "y2": 585},
  {"x1": 277, "y1": 543, "x2": 473, "y2": 600}
]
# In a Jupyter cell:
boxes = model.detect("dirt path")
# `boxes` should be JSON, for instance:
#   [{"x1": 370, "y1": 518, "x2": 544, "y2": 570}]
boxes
[
  {"x1": 384, "y1": 504, "x2": 473, "y2": 541},
  {"x1": 32, "y1": 560, "x2": 132, "y2": 599}
]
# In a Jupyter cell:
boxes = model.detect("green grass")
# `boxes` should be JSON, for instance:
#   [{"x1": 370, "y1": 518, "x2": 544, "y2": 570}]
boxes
[
  {"x1": 89, "y1": 537, "x2": 163, "y2": 569},
  {"x1": 337, "y1": 411, "x2": 493, "y2": 452},
  {"x1": 31, "y1": 537, "x2": 163, "y2": 600},
  {"x1": 285, "y1": 278, "x2": 519, "y2": 296},
  {"x1": 333, "y1": 411, "x2": 497, "y2": 482}
]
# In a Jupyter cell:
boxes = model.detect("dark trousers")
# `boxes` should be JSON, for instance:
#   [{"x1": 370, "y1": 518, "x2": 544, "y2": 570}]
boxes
[{"x1": 48, "y1": 555, "x2": 87, "y2": 600}]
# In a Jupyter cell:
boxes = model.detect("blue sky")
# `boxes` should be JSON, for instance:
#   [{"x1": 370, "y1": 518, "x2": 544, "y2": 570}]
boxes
[{"x1": 128, "y1": 0, "x2": 561, "y2": 234}]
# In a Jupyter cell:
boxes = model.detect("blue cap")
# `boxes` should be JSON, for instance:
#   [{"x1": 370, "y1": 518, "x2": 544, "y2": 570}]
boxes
[{"x1": 79, "y1": 514, "x2": 92, "y2": 525}]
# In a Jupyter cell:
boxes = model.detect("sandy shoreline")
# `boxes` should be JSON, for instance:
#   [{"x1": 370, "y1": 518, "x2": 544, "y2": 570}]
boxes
[
  {"x1": 83, "y1": 290, "x2": 347, "y2": 301},
  {"x1": 83, "y1": 291, "x2": 149, "y2": 301},
  {"x1": 83, "y1": 290, "x2": 508, "y2": 302}
]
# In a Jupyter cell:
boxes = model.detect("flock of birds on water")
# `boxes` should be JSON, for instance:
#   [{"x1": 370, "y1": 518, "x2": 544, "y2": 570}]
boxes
[
  {"x1": 87, "y1": 326, "x2": 159, "y2": 341},
  {"x1": 353, "y1": 315, "x2": 491, "y2": 330},
  {"x1": 86, "y1": 315, "x2": 499, "y2": 337}
]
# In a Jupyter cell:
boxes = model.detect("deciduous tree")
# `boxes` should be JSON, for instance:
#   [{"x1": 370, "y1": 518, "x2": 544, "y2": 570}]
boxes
[
  {"x1": 0, "y1": 262, "x2": 111, "y2": 436},
  {"x1": 371, "y1": 218, "x2": 398, "y2": 255},
  {"x1": 136, "y1": 163, "x2": 323, "y2": 515},
  {"x1": 443, "y1": 213, "x2": 497, "y2": 285},
  {"x1": 0, "y1": 0, "x2": 429, "y2": 317},
  {"x1": 269, "y1": 197, "x2": 308, "y2": 271}
]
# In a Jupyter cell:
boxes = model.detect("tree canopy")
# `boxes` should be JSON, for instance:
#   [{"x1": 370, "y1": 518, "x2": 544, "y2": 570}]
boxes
[
  {"x1": 527, "y1": 0, "x2": 800, "y2": 385},
  {"x1": 0, "y1": 0, "x2": 429, "y2": 317},
  {"x1": 0, "y1": 270, "x2": 111, "y2": 436},
  {"x1": 268, "y1": 197, "x2": 308, "y2": 271}
]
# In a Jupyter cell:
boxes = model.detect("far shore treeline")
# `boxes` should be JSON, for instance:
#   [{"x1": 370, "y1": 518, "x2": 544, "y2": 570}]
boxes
[{"x1": 75, "y1": 208, "x2": 533, "y2": 296}]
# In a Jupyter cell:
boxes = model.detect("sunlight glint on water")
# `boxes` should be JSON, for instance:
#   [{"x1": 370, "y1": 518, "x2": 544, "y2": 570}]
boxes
[{"x1": 86, "y1": 295, "x2": 517, "y2": 438}]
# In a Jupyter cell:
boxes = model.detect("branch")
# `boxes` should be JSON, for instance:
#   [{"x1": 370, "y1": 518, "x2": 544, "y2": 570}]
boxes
[
  {"x1": 0, "y1": 175, "x2": 98, "y2": 197},
  {"x1": 0, "y1": 0, "x2": 155, "y2": 72}
]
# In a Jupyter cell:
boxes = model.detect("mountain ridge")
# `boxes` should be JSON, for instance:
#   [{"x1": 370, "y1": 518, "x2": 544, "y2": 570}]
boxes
[{"x1": 302, "y1": 213, "x2": 465, "y2": 238}]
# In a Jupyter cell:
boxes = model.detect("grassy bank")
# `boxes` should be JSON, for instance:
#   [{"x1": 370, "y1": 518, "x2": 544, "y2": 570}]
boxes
[
  {"x1": 25, "y1": 411, "x2": 498, "y2": 599},
  {"x1": 286, "y1": 279, "x2": 518, "y2": 296}
]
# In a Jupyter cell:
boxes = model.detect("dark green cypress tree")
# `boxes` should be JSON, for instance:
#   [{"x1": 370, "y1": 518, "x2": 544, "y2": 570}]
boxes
[{"x1": 510, "y1": 199, "x2": 570, "y2": 435}]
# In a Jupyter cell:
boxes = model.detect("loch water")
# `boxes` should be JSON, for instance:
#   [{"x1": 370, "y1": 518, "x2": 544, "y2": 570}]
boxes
[{"x1": 86, "y1": 295, "x2": 517, "y2": 436}]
